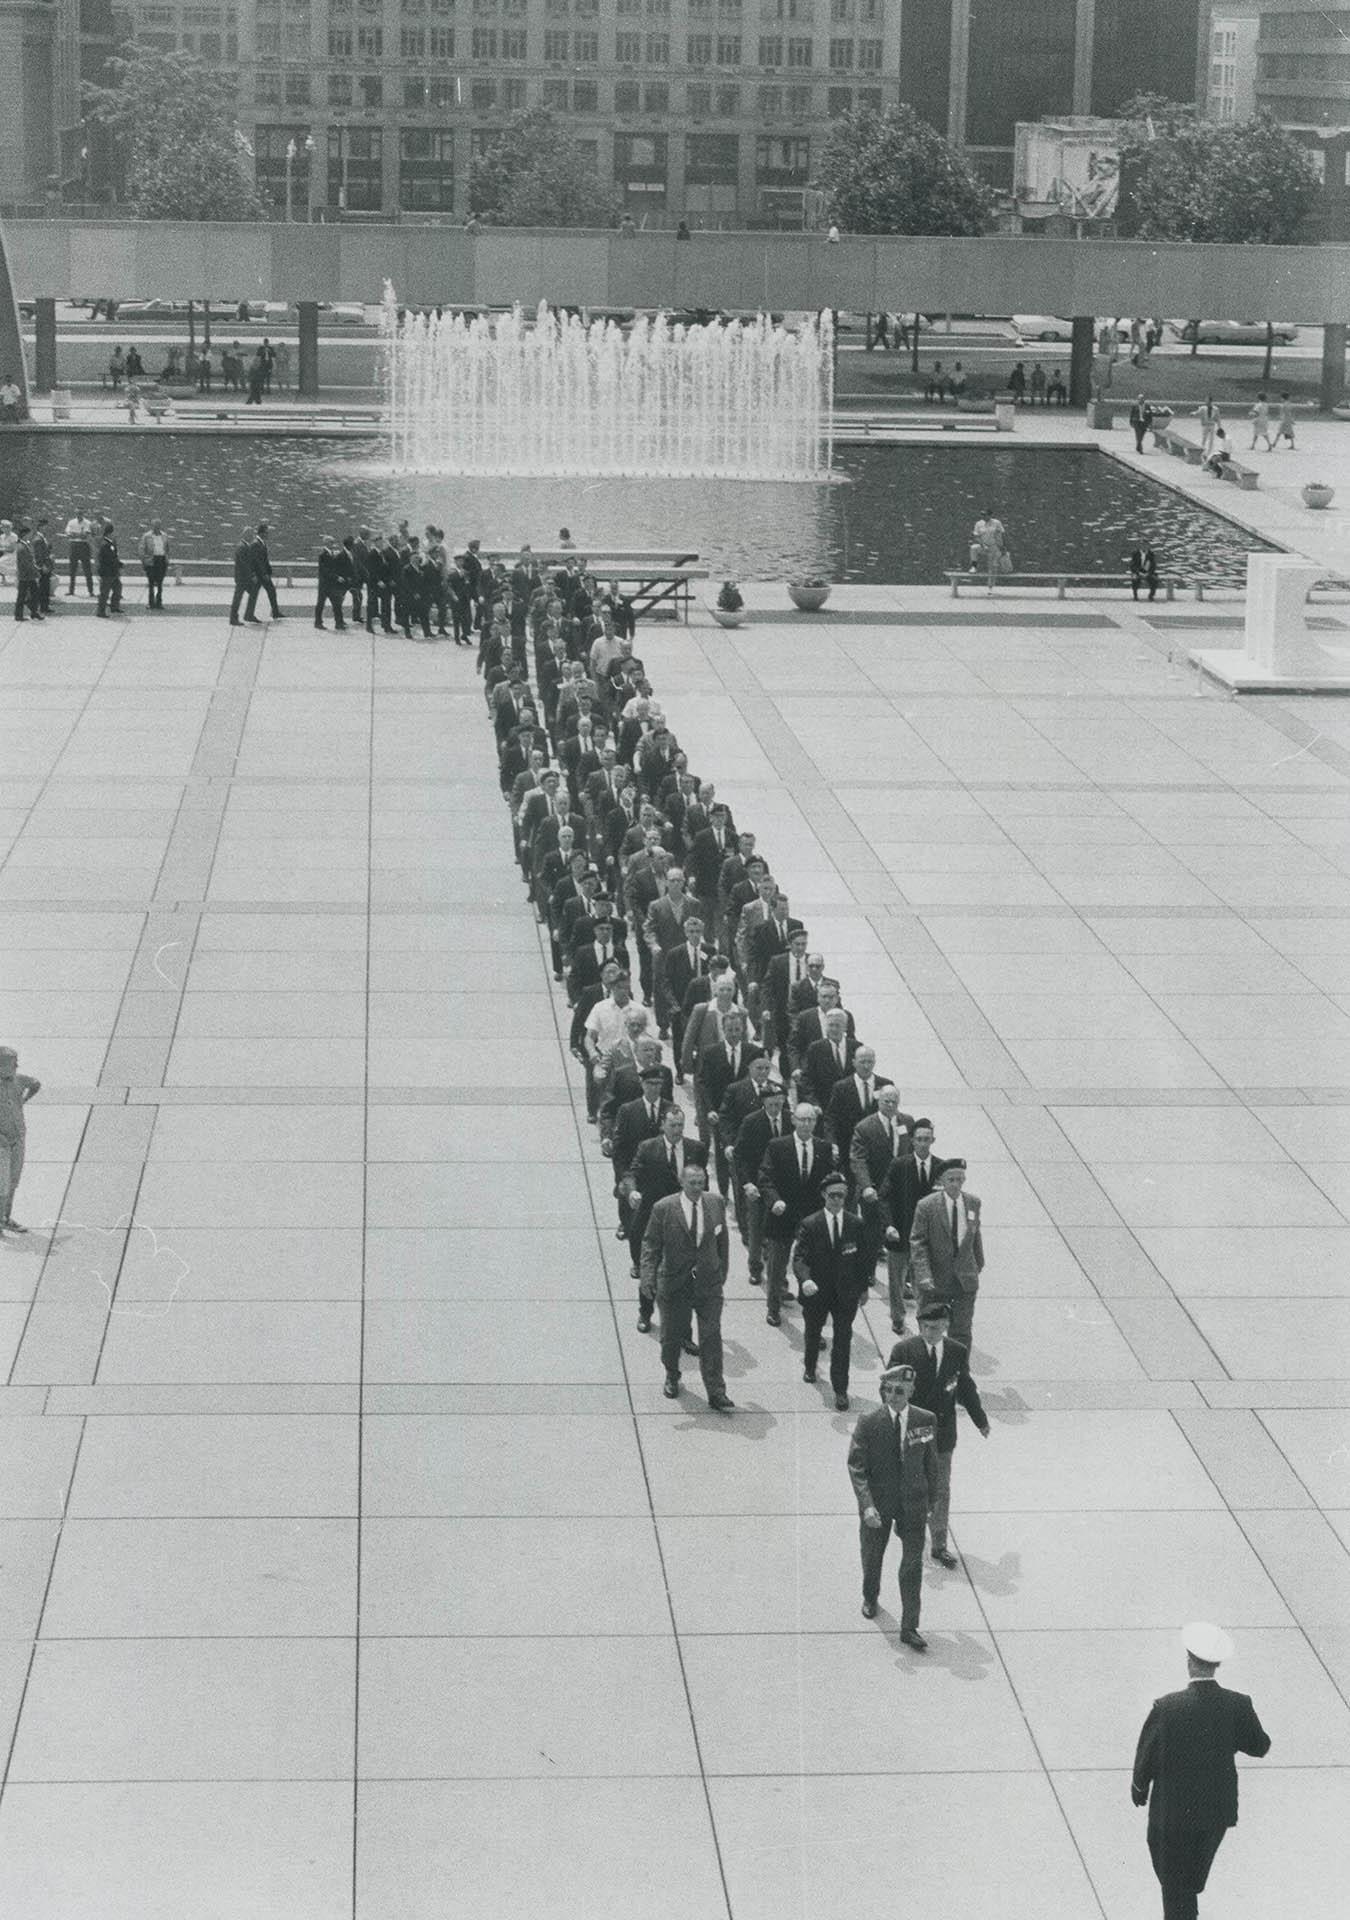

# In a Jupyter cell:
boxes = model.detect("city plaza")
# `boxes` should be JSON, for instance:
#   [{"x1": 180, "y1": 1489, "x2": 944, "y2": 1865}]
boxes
[{"x1": 1, "y1": 225, "x2": 1350, "y2": 1917}]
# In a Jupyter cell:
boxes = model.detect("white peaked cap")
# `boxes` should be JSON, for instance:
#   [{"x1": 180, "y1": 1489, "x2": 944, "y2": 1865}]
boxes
[{"x1": 1182, "y1": 1622, "x2": 1234, "y2": 1664}]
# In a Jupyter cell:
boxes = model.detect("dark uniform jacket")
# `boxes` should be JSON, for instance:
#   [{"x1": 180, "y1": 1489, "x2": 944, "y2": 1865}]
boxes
[
  {"x1": 824, "y1": 1073, "x2": 894, "y2": 1164},
  {"x1": 849, "y1": 1109, "x2": 918, "y2": 1197},
  {"x1": 800, "y1": 1033, "x2": 860, "y2": 1112},
  {"x1": 882, "y1": 1153, "x2": 948, "y2": 1247},
  {"x1": 1132, "y1": 1683, "x2": 1270, "y2": 1835},
  {"x1": 733, "y1": 1103, "x2": 792, "y2": 1188},
  {"x1": 629, "y1": 1136, "x2": 709, "y2": 1241},
  {"x1": 610, "y1": 1094, "x2": 672, "y2": 1183},
  {"x1": 791, "y1": 1207, "x2": 871, "y2": 1307},
  {"x1": 847, "y1": 1403, "x2": 939, "y2": 1527},
  {"x1": 887, "y1": 1333, "x2": 988, "y2": 1451},
  {"x1": 758, "y1": 1132, "x2": 836, "y2": 1243}
]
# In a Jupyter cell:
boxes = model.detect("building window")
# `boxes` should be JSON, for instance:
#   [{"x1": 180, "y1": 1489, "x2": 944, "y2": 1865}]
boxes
[
  {"x1": 686, "y1": 131, "x2": 738, "y2": 184},
  {"x1": 285, "y1": 69, "x2": 311, "y2": 104},
  {"x1": 544, "y1": 26, "x2": 568, "y2": 56},
  {"x1": 403, "y1": 76, "x2": 427, "y2": 106},
  {"x1": 716, "y1": 34, "x2": 740, "y2": 62},
  {"x1": 283, "y1": 24, "x2": 309, "y2": 54},
  {"x1": 400, "y1": 127, "x2": 454, "y2": 208},
  {"x1": 828, "y1": 37, "x2": 853, "y2": 67},
  {"x1": 401, "y1": 26, "x2": 425, "y2": 53},
  {"x1": 616, "y1": 79, "x2": 640, "y2": 112},
  {"x1": 830, "y1": 0, "x2": 851, "y2": 16},
  {"x1": 689, "y1": 0, "x2": 711, "y2": 11},
  {"x1": 502, "y1": 25, "x2": 525, "y2": 54},
  {"x1": 328, "y1": 74, "x2": 353, "y2": 104},
  {"x1": 856, "y1": 86, "x2": 880, "y2": 110},
  {"x1": 429, "y1": 25, "x2": 453, "y2": 54},
  {"x1": 646, "y1": 32, "x2": 669, "y2": 61},
  {"x1": 616, "y1": 29, "x2": 640, "y2": 59},
  {"x1": 858, "y1": 37, "x2": 880, "y2": 69},
  {"x1": 329, "y1": 125, "x2": 383, "y2": 209},
  {"x1": 648, "y1": 0, "x2": 670, "y2": 11},
  {"x1": 542, "y1": 77, "x2": 569, "y2": 108},
  {"x1": 758, "y1": 84, "x2": 781, "y2": 115},
  {"x1": 575, "y1": 0, "x2": 597, "y2": 12},
  {"x1": 688, "y1": 33, "x2": 712, "y2": 64},
  {"x1": 327, "y1": 26, "x2": 352, "y2": 55},
  {"x1": 573, "y1": 77, "x2": 598, "y2": 109},
  {"x1": 254, "y1": 124, "x2": 312, "y2": 211},
  {"x1": 359, "y1": 73, "x2": 383, "y2": 106},
  {"x1": 472, "y1": 26, "x2": 496, "y2": 54},
  {"x1": 715, "y1": 83, "x2": 739, "y2": 114},
  {"x1": 688, "y1": 81, "x2": 711, "y2": 114},
  {"x1": 428, "y1": 76, "x2": 457, "y2": 105},
  {"x1": 502, "y1": 76, "x2": 525, "y2": 105},
  {"x1": 860, "y1": 0, "x2": 879, "y2": 17},
  {"x1": 756, "y1": 134, "x2": 808, "y2": 181},
  {"x1": 573, "y1": 29, "x2": 597, "y2": 57},
  {"x1": 787, "y1": 36, "x2": 812, "y2": 66},
  {"x1": 617, "y1": 0, "x2": 639, "y2": 10},
  {"x1": 257, "y1": 69, "x2": 282, "y2": 103},
  {"x1": 786, "y1": 83, "x2": 811, "y2": 116},
  {"x1": 759, "y1": 35, "x2": 782, "y2": 65},
  {"x1": 356, "y1": 23, "x2": 381, "y2": 53},
  {"x1": 613, "y1": 131, "x2": 667, "y2": 200},
  {"x1": 256, "y1": 22, "x2": 281, "y2": 51},
  {"x1": 827, "y1": 86, "x2": 851, "y2": 114},
  {"x1": 471, "y1": 78, "x2": 496, "y2": 107}
]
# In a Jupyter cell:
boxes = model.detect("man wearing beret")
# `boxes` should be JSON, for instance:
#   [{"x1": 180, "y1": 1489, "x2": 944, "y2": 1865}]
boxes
[
  {"x1": 1132, "y1": 1623, "x2": 1270, "y2": 1920},
  {"x1": 846, "y1": 1365, "x2": 938, "y2": 1646},
  {"x1": 909, "y1": 1157, "x2": 983, "y2": 1348},
  {"x1": 889, "y1": 1296, "x2": 989, "y2": 1567},
  {"x1": 792, "y1": 1170, "x2": 870, "y2": 1409}
]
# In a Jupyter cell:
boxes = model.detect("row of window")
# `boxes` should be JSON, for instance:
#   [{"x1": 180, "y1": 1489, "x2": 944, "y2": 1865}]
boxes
[
  {"x1": 254, "y1": 27, "x2": 884, "y2": 61},
  {"x1": 249, "y1": 0, "x2": 879, "y2": 11},
  {"x1": 254, "y1": 122, "x2": 813, "y2": 211},
  {"x1": 257, "y1": 66, "x2": 881, "y2": 109}
]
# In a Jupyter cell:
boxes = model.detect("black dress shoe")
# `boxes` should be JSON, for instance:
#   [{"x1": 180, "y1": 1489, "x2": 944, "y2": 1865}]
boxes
[
  {"x1": 682, "y1": 1339, "x2": 700, "y2": 1357},
  {"x1": 637, "y1": 1313, "x2": 652, "y2": 1333},
  {"x1": 861, "y1": 1599, "x2": 878, "y2": 1619},
  {"x1": 900, "y1": 1628, "x2": 928, "y2": 1652},
  {"x1": 630, "y1": 1263, "x2": 640, "y2": 1279},
  {"x1": 766, "y1": 1312, "x2": 781, "y2": 1327},
  {"x1": 748, "y1": 1271, "x2": 763, "y2": 1285},
  {"x1": 708, "y1": 1392, "x2": 735, "y2": 1412},
  {"x1": 662, "y1": 1375, "x2": 680, "y2": 1398},
  {"x1": 834, "y1": 1392, "x2": 849, "y2": 1411},
  {"x1": 802, "y1": 1368, "x2": 816, "y2": 1384},
  {"x1": 931, "y1": 1547, "x2": 958, "y2": 1569}
]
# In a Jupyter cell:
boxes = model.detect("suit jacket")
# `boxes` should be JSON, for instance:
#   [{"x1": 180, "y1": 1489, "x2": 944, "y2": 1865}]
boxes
[
  {"x1": 663, "y1": 941, "x2": 715, "y2": 1012},
  {"x1": 630, "y1": 1136, "x2": 709, "y2": 1239},
  {"x1": 758, "y1": 1132, "x2": 837, "y2": 1242},
  {"x1": 824, "y1": 1074, "x2": 894, "y2": 1164},
  {"x1": 801, "y1": 1034, "x2": 860, "y2": 1111},
  {"x1": 887, "y1": 1334, "x2": 988, "y2": 1452},
  {"x1": 698, "y1": 1040, "x2": 764, "y2": 1122},
  {"x1": 882, "y1": 1153, "x2": 948, "y2": 1246},
  {"x1": 640, "y1": 1188, "x2": 730, "y2": 1294},
  {"x1": 849, "y1": 1109, "x2": 917, "y2": 1197},
  {"x1": 792, "y1": 1207, "x2": 871, "y2": 1307},
  {"x1": 733, "y1": 1104, "x2": 793, "y2": 1186},
  {"x1": 601, "y1": 1063, "x2": 673, "y2": 1140},
  {"x1": 645, "y1": 893, "x2": 713, "y2": 956},
  {"x1": 847, "y1": 1403, "x2": 939, "y2": 1527},
  {"x1": 685, "y1": 824, "x2": 734, "y2": 900},
  {"x1": 611, "y1": 1094, "x2": 673, "y2": 1182},
  {"x1": 719, "y1": 1075, "x2": 771, "y2": 1153},
  {"x1": 680, "y1": 998, "x2": 746, "y2": 1081},
  {"x1": 909, "y1": 1188, "x2": 984, "y2": 1295},
  {"x1": 762, "y1": 951, "x2": 813, "y2": 1031},
  {"x1": 567, "y1": 933, "x2": 630, "y2": 1001},
  {"x1": 748, "y1": 913, "x2": 805, "y2": 984},
  {"x1": 1132, "y1": 1683, "x2": 1270, "y2": 1836},
  {"x1": 789, "y1": 1004, "x2": 857, "y2": 1074}
]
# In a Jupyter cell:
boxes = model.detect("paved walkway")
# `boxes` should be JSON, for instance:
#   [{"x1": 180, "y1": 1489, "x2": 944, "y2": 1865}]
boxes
[{"x1": 0, "y1": 591, "x2": 1347, "y2": 1917}]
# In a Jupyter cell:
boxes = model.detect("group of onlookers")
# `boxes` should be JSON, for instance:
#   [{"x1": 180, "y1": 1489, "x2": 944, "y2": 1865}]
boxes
[{"x1": 2, "y1": 512, "x2": 170, "y2": 618}]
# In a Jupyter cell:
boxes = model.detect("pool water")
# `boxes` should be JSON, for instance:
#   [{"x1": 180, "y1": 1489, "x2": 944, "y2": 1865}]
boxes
[{"x1": 0, "y1": 437, "x2": 1271, "y2": 584}]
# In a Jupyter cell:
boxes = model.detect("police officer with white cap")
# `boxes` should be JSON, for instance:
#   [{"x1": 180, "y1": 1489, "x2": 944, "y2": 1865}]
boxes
[{"x1": 1131, "y1": 1622, "x2": 1271, "y2": 1920}]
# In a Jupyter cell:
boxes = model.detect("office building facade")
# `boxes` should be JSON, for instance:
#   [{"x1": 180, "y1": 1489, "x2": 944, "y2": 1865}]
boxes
[{"x1": 1254, "y1": 0, "x2": 1350, "y2": 237}]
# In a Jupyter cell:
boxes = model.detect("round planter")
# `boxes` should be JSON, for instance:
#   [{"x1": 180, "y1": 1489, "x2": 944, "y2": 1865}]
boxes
[
  {"x1": 788, "y1": 582, "x2": 831, "y2": 611},
  {"x1": 1302, "y1": 484, "x2": 1335, "y2": 510},
  {"x1": 711, "y1": 608, "x2": 746, "y2": 628}
]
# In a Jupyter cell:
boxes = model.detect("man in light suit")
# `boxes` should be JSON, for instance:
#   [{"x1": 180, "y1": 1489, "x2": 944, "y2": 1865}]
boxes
[
  {"x1": 909, "y1": 1157, "x2": 983, "y2": 1348},
  {"x1": 1132, "y1": 1623, "x2": 1270, "y2": 1920},
  {"x1": 641, "y1": 1158, "x2": 734, "y2": 1411},
  {"x1": 847, "y1": 1364, "x2": 938, "y2": 1646},
  {"x1": 850, "y1": 1083, "x2": 916, "y2": 1276}
]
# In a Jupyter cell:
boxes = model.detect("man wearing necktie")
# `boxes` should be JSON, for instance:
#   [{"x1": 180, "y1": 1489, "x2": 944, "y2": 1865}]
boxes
[
  {"x1": 801, "y1": 1006, "x2": 857, "y2": 1111},
  {"x1": 881, "y1": 1118, "x2": 945, "y2": 1335},
  {"x1": 734, "y1": 1078, "x2": 791, "y2": 1282},
  {"x1": 847, "y1": 1365, "x2": 938, "y2": 1646},
  {"x1": 610, "y1": 1064, "x2": 673, "y2": 1255},
  {"x1": 758, "y1": 1101, "x2": 835, "y2": 1326},
  {"x1": 792, "y1": 1170, "x2": 870, "y2": 1409},
  {"x1": 641, "y1": 1158, "x2": 734, "y2": 1411},
  {"x1": 824, "y1": 1043, "x2": 893, "y2": 1173},
  {"x1": 850, "y1": 1082, "x2": 917, "y2": 1274},
  {"x1": 908, "y1": 1158, "x2": 984, "y2": 1349},
  {"x1": 696, "y1": 1007, "x2": 763, "y2": 1194},
  {"x1": 889, "y1": 1296, "x2": 990, "y2": 1570},
  {"x1": 630, "y1": 1106, "x2": 709, "y2": 1324}
]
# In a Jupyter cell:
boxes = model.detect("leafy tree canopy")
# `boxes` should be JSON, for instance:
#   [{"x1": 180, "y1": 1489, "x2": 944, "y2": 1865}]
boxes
[
  {"x1": 470, "y1": 108, "x2": 621, "y2": 227},
  {"x1": 1118, "y1": 100, "x2": 1319, "y2": 244},
  {"x1": 818, "y1": 105, "x2": 991, "y2": 236},
  {"x1": 85, "y1": 46, "x2": 264, "y2": 221}
]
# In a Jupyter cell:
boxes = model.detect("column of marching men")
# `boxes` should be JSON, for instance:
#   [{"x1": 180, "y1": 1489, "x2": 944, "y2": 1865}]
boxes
[{"x1": 480, "y1": 547, "x2": 992, "y2": 1648}]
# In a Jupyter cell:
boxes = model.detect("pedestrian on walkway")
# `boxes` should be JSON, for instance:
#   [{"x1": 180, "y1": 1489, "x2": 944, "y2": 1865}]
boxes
[
  {"x1": 1130, "y1": 393, "x2": 1155, "y2": 453},
  {"x1": 96, "y1": 521, "x2": 124, "y2": 617},
  {"x1": 64, "y1": 509, "x2": 95, "y2": 595},
  {"x1": 12, "y1": 526, "x2": 41, "y2": 622},
  {"x1": 1275, "y1": 392, "x2": 1296, "y2": 449},
  {"x1": 0, "y1": 1047, "x2": 40, "y2": 1234},
  {"x1": 1193, "y1": 396, "x2": 1219, "y2": 458},
  {"x1": 1248, "y1": 392, "x2": 1274, "y2": 451},
  {"x1": 139, "y1": 521, "x2": 170, "y2": 609}
]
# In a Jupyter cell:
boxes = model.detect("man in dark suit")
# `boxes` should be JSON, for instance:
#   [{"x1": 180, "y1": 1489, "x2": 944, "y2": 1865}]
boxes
[
  {"x1": 314, "y1": 535, "x2": 351, "y2": 630},
  {"x1": 758, "y1": 1101, "x2": 836, "y2": 1326},
  {"x1": 367, "y1": 535, "x2": 397, "y2": 634},
  {"x1": 881, "y1": 1117, "x2": 945, "y2": 1334},
  {"x1": 800, "y1": 1007, "x2": 859, "y2": 1112},
  {"x1": 251, "y1": 522, "x2": 283, "y2": 620},
  {"x1": 684, "y1": 799, "x2": 735, "y2": 913},
  {"x1": 697, "y1": 1007, "x2": 762, "y2": 1192},
  {"x1": 599, "y1": 1037, "x2": 671, "y2": 1152},
  {"x1": 792, "y1": 1170, "x2": 870, "y2": 1409},
  {"x1": 610, "y1": 1064, "x2": 672, "y2": 1251},
  {"x1": 847, "y1": 1364, "x2": 938, "y2": 1645},
  {"x1": 95, "y1": 521, "x2": 124, "y2": 617},
  {"x1": 823, "y1": 1043, "x2": 892, "y2": 1169},
  {"x1": 719, "y1": 1052, "x2": 774, "y2": 1241},
  {"x1": 348, "y1": 528, "x2": 372, "y2": 623},
  {"x1": 229, "y1": 526, "x2": 261, "y2": 625},
  {"x1": 566, "y1": 899, "x2": 629, "y2": 1010},
  {"x1": 640, "y1": 1159, "x2": 733, "y2": 1410},
  {"x1": 630, "y1": 1106, "x2": 708, "y2": 1318},
  {"x1": 661, "y1": 913, "x2": 714, "y2": 1067},
  {"x1": 889, "y1": 1297, "x2": 989, "y2": 1567},
  {"x1": 909, "y1": 1157, "x2": 983, "y2": 1348},
  {"x1": 761, "y1": 926, "x2": 811, "y2": 1074},
  {"x1": 1132, "y1": 1623, "x2": 1270, "y2": 1920},
  {"x1": 788, "y1": 976, "x2": 856, "y2": 1080},
  {"x1": 746, "y1": 893, "x2": 804, "y2": 1028}
]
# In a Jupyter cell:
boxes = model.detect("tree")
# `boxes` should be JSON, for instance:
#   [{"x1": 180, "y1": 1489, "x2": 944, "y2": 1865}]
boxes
[
  {"x1": 85, "y1": 46, "x2": 264, "y2": 221},
  {"x1": 470, "y1": 108, "x2": 621, "y2": 227},
  {"x1": 817, "y1": 105, "x2": 991, "y2": 237},
  {"x1": 1118, "y1": 100, "x2": 1319, "y2": 246}
]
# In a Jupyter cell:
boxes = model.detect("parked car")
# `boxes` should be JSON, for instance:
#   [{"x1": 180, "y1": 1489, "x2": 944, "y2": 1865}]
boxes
[
  {"x1": 118, "y1": 298, "x2": 181, "y2": 318},
  {"x1": 1167, "y1": 319, "x2": 1299, "y2": 346},
  {"x1": 1010, "y1": 315, "x2": 1132, "y2": 343},
  {"x1": 319, "y1": 302, "x2": 372, "y2": 326}
]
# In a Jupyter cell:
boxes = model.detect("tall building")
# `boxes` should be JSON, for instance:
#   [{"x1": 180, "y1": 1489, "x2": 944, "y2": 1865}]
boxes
[
  {"x1": 903, "y1": 0, "x2": 1204, "y2": 184},
  {"x1": 0, "y1": 0, "x2": 81, "y2": 206},
  {"x1": 1205, "y1": 2, "x2": 1260, "y2": 122},
  {"x1": 1254, "y1": 0, "x2": 1350, "y2": 236}
]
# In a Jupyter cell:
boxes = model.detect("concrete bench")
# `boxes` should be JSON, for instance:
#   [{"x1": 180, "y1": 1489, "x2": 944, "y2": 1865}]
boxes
[
  {"x1": 1215, "y1": 459, "x2": 1260, "y2": 491},
  {"x1": 839, "y1": 412, "x2": 998, "y2": 436},
  {"x1": 947, "y1": 569, "x2": 1178, "y2": 600}
]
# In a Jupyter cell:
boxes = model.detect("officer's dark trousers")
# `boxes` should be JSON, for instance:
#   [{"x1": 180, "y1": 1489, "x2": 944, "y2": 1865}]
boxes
[
  {"x1": 658, "y1": 1279, "x2": 726, "y2": 1395},
  {"x1": 802, "y1": 1291, "x2": 857, "y2": 1393},
  {"x1": 1148, "y1": 1827, "x2": 1226, "y2": 1920},
  {"x1": 859, "y1": 1513, "x2": 925, "y2": 1630}
]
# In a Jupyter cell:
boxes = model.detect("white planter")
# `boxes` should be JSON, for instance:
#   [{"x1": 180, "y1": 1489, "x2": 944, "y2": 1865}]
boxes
[
  {"x1": 711, "y1": 608, "x2": 745, "y2": 627},
  {"x1": 1302, "y1": 484, "x2": 1335, "y2": 510}
]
